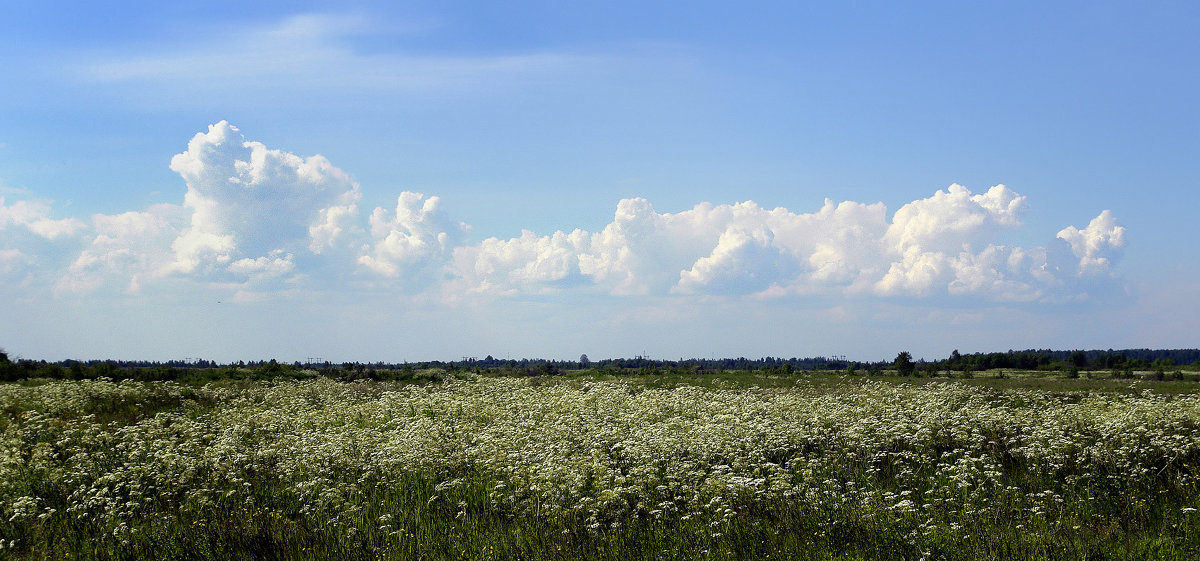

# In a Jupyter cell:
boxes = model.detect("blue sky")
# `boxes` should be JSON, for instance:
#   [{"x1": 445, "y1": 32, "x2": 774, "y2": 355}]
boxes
[{"x1": 1, "y1": 1, "x2": 1197, "y2": 362}]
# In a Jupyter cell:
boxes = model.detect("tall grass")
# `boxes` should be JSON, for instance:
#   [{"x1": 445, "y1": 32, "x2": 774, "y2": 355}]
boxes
[{"x1": 2, "y1": 376, "x2": 1199, "y2": 560}]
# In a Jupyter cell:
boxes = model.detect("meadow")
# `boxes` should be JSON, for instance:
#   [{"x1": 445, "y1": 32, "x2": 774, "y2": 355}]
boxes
[{"x1": 2, "y1": 371, "x2": 1200, "y2": 560}]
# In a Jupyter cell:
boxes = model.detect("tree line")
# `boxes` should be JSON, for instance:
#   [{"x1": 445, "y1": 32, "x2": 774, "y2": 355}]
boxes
[{"x1": 1, "y1": 347, "x2": 1197, "y2": 383}]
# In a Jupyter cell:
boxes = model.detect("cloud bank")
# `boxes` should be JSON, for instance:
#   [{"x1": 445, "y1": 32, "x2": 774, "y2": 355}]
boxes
[
  {"x1": 453, "y1": 184, "x2": 1119, "y2": 302},
  {"x1": 1, "y1": 123, "x2": 1126, "y2": 304}
]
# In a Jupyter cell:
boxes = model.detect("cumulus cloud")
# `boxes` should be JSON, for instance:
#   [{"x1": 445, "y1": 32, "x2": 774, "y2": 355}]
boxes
[
  {"x1": 227, "y1": 252, "x2": 297, "y2": 283},
  {"x1": 357, "y1": 192, "x2": 468, "y2": 288},
  {"x1": 562, "y1": 197, "x2": 889, "y2": 296},
  {"x1": 785, "y1": 199, "x2": 890, "y2": 288},
  {"x1": 883, "y1": 184, "x2": 1025, "y2": 255},
  {"x1": 0, "y1": 196, "x2": 86, "y2": 240},
  {"x1": 874, "y1": 248, "x2": 952, "y2": 297},
  {"x1": 56, "y1": 205, "x2": 183, "y2": 294},
  {"x1": 1056, "y1": 210, "x2": 1126, "y2": 275},
  {"x1": 0, "y1": 196, "x2": 88, "y2": 289},
  {"x1": 946, "y1": 245, "x2": 1051, "y2": 302},
  {"x1": 36, "y1": 121, "x2": 372, "y2": 296},
  {"x1": 0, "y1": 121, "x2": 1127, "y2": 308},
  {"x1": 675, "y1": 227, "x2": 789, "y2": 295},
  {"x1": 872, "y1": 185, "x2": 1033, "y2": 297},
  {"x1": 579, "y1": 198, "x2": 724, "y2": 295},
  {"x1": 166, "y1": 120, "x2": 361, "y2": 278},
  {"x1": 453, "y1": 184, "x2": 1116, "y2": 302},
  {"x1": 453, "y1": 229, "x2": 590, "y2": 295},
  {"x1": 309, "y1": 202, "x2": 362, "y2": 255}
]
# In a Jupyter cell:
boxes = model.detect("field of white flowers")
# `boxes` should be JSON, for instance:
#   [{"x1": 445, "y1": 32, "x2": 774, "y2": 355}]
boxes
[{"x1": 3, "y1": 375, "x2": 1200, "y2": 560}]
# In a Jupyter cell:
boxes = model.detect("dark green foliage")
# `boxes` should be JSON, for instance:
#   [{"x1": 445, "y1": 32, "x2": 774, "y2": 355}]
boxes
[
  {"x1": 894, "y1": 352, "x2": 914, "y2": 376},
  {"x1": 0, "y1": 351, "x2": 16, "y2": 382},
  {"x1": 36, "y1": 363, "x2": 67, "y2": 379},
  {"x1": 256, "y1": 359, "x2": 286, "y2": 376},
  {"x1": 2, "y1": 345, "x2": 1200, "y2": 386}
]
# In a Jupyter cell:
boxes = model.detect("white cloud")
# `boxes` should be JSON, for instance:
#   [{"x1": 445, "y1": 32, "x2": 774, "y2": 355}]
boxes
[
  {"x1": 947, "y1": 245, "x2": 1049, "y2": 302},
  {"x1": 578, "y1": 198, "x2": 722, "y2": 295},
  {"x1": 871, "y1": 184, "x2": 1032, "y2": 296},
  {"x1": 358, "y1": 192, "x2": 468, "y2": 287},
  {"x1": 768, "y1": 199, "x2": 890, "y2": 291},
  {"x1": 228, "y1": 252, "x2": 297, "y2": 280},
  {"x1": 0, "y1": 196, "x2": 88, "y2": 290},
  {"x1": 565, "y1": 198, "x2": 890, "y2": 296},
  {"x1": 454, "y1": 229, "x2": 590, "y2": 295},
  {"x1": 166, "y1": 121, "x2": 361, "y2": 277},
  {"x1": 874, "y1": 247, "x2": 953, "y2": 297},
  {"x1": 1056, "y1": 210, "x2": 1125, "y2": 275},
  {"x1": 675, "y1": 227, "x2": 789, "y2": 295},
  {"x1": 309, "y1": 202, "x2": 362, "y2": 255},
  {"x1": 56, "y1": 205, "x2": 183, "y2": 294},
  {"x1": 0, "y1": 196, "x2": 86, "y2": 240},
  {"x1": 883, "y1": 183, "x2": 1026, "y2": 256},
  {"x1": 0, "y1": 120, "x2": 1126, "y2": 310},
  {"x1": 452, "y1": 184, "x2": 1109, "y2": 302}
]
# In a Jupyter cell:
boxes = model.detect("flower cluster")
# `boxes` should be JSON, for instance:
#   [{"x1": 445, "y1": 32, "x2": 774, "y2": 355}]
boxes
[{"x1": 2, "y1": 377, "x2": 1198, "y2": 554}]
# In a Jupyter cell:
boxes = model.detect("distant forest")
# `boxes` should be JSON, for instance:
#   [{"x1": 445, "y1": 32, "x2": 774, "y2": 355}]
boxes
[{"x1": 1, "y1": 347, "x2": 1197, "y2": 383}]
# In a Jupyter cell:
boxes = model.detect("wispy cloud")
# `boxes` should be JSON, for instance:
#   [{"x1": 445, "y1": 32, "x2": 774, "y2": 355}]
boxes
[
  {"x1": 0, "y1": 178, "x2": 32, "y2": 196},
  {"x1": 74, "y1": 13, "x2": 593, "y2": 97}
]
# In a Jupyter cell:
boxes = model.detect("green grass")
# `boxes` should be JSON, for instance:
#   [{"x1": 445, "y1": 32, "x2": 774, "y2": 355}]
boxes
[
  {"x1": 3, "y1": 374, "x2": 1200, "y2": 560},
  {"x1": 551, "y1": 367, "x2": 1200, "y2": 394}
]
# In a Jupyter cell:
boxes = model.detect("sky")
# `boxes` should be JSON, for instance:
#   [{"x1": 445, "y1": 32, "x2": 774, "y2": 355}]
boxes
[{"x1": 1, "y1": 1, "x2": 1197, "y2": 363}]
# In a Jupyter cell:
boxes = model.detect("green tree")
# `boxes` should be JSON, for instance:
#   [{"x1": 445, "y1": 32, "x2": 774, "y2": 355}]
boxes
[
  {"x1": 1070, "y1": 350, "x2": 1088, "y2": 368},
  {"x1": 0, "y1": 349, "x2": 15, "y2": 382},
  {"x1": 894, "y1": 352, "x2": 915, "y2": 376}
]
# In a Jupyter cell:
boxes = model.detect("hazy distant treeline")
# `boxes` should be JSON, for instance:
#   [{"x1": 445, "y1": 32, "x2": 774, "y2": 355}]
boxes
[{"x1": 1, "y1": 347, "x2": 1197, "y2": 383}]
